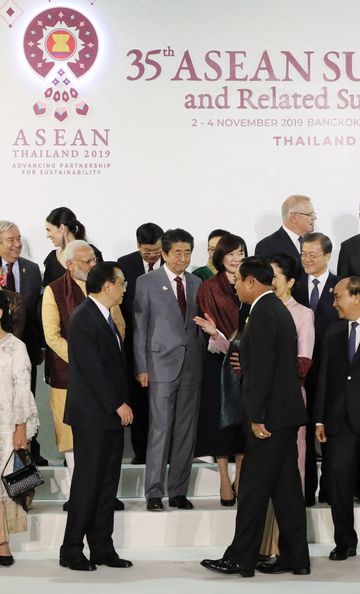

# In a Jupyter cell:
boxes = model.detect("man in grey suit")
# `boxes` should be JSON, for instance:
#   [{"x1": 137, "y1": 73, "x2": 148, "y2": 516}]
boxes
[{"x1": 133, "y1": 228, "x2": 204, "y2": 511}]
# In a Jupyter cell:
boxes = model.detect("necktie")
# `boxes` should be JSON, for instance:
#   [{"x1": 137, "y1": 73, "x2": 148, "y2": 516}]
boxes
[
  {"x1": 348, "y1": 321, "x2": 359, "y2": 363},
  {"x1": 174, "y1": 276, "x2": 187, "y2": 321},
  {"x1": 309, "y1": 278, "x2": 320, "y2": 311},
  {"x1": 6, "y1": 262, "x2": 16, "y2": 292},
  {"x1": 108, "y1": 314, "x2": 122, "y2": 349},
  {"x1": 298, "y1": 236, "x2": 304, "y2": 253},
  {"x1": 148, "y1": 261, "x2": 154, "y2": 272}
]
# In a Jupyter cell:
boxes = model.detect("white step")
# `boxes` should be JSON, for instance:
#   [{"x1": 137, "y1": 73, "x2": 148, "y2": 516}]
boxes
[
  {"x1": 33, "y1": 462, "x2": 228, "y2": 501},
  {"x1": 11, "y1": 499, "x2": 355, "y2": 551}
]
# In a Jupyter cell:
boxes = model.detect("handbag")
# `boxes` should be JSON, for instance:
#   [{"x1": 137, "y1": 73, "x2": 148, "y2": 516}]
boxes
[
  {"x1": 1, "y1": 448, "x2": 44, "y2": 500},
  {"x1": 220, "y1": 330, "x2": 242, "y2": 429}
]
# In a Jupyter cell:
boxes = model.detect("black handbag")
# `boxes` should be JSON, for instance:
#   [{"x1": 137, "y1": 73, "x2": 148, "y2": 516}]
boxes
[{"x1": 1, "y1": 448, "x2": 44, "y2": 500}]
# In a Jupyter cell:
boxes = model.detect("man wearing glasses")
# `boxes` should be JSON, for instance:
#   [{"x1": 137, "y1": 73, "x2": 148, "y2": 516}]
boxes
[
  {"x1": 255, "y1": 194, "x2": 316, "y2": 263},
  {"x1": 296, "y1": 233, "x2": 340, "y2": 507},
  {"x1": 117, "y1": 222, "x2": 164, "y2": 465}
]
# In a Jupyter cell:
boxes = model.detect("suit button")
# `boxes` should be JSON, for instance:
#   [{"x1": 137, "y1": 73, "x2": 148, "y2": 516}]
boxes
[{"x1": 347, "y1": 376, "x2": 352, "y2": 380}]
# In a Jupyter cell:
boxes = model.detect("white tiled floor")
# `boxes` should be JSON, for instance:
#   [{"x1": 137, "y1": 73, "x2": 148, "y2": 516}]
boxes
[{"x1": 2, "y1": 545, "x2": 360, "y2": 594}]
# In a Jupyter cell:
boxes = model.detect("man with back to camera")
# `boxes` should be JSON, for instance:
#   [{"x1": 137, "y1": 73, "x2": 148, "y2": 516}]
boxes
[
  {"x1": 0, "y1": 219, "x2": 47, "y2": 466},
  {"x1": 133, "y1": 228, "x2": 204, "y2": 511},
  {"x1": 117, "y1": 222, "x2": 164, "y2": 465},
  {"x1": 255, "y1": 194, "x2": 316, "y2": 263},
  {"x1": 59, "y1": 262, "x2": 133, "y2": 571},
  {"x1": 296, "y1": 232, "x2": 340, "y2": 506},
  {"x1": 315, "y1": 276, "x2": 360, "y2": 561},
  {"x1": 201, "y1": 256, "x2": 309, "y2": 577}
]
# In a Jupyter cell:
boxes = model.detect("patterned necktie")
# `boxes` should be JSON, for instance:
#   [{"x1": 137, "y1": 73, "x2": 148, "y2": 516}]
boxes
[
  {"x1": 174, "y1": 276, "x2": 187, "y2": 320},
  {"x1": 309, "y1": 278, "x2": 320, "y2": 311},
  {"x1": 6, "y1": 262, "x2": 16, "y2": 292},
  {"x1": 108, "y1": 314, "x2": 122, "y2": 350},
  {"x1": 348, "y1": 321, "x2": 359, "y2": 363}
]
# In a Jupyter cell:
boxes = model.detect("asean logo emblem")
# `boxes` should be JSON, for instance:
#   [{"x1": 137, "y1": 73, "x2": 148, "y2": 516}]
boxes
[{"x1": 23, "y1": 7, "x2": 99, "y2": 121}]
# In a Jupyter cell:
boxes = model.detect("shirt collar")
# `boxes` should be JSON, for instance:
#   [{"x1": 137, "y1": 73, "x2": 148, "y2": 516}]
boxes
[{"x1": 250, "y1": 290, "x2": 273, "y2": 313}]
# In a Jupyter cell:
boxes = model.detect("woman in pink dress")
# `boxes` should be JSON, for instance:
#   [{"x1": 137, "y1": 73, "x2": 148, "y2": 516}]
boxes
[{"x1": 259, "y1": 253, "x2": 315, "y2": 559}]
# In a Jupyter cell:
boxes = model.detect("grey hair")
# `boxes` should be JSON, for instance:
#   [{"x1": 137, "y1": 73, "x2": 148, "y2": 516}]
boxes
[
  {"x1": 281, "y1": 195, "x2": 312, "y2": 222},
  {"x1": 0, "y1": 220, "x2": 17, "y2": 236},
  {"x1": 63, "y1": 239, "x2": 90, "y2": 262}
]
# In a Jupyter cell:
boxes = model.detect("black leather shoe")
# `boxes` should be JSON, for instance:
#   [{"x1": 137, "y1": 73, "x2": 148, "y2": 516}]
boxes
[
  {"x1": 114, "y1": 498, "x2": 125, "y2": 511},
  {"x1": 329, "y1": 546, "x2": 357, "y2": 561},
  {"x1": 91, "y1": 553, "x2": 132, "y2": 568},
  {"x1": 0, "y1": 555, "x2": 14, "y2": 567},
  {"x1": 305, "y1": 496, "x2": 315, "y2": 507},
  {"x1": 169, "y1": 496, "x2": 193, "y2": 509},
  {"x1": 201, "y1": 558, "x2": 254, "y2": 577},
  {"x1": 256, "y1": 559, "x2": 310, "y2": 575},
  {"x1": 59, "y1": 556, "x2": 97, "y2": 571},
  {"x1": 62, "y1": 500, "x2": 69, "y2": 511},
  {"x1": 32, "y1": 454, "x2": 48, "y2": 466},
  {"x1": 131, "y1": 456, "x2": 146, "y2": 465},
  {"x1": 147, "y1": 497, "x2": 164, "y2": 511},
  {"x1": 318, "y1": 490, "x2": 330, "y2": 504}
]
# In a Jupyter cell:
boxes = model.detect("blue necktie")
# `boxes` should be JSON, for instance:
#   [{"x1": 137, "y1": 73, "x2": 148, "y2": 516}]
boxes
[
  {"x1": 348, "y1": 321, "x2": 359, "y2": 363},
  {"x1": 108, "y1": 314, "x2": 122, "y2": 350},
  {"x1": 309, "y1": 279, "x2": 320, "y2": 311}
]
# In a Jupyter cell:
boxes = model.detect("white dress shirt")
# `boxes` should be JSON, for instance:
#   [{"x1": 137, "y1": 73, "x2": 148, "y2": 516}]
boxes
[
  {"x1": 89, "y1": 295, "x2": 121, "y2": 349},
  {"x1": 282, "y1": 225, "x2": 303, "y2": 253},
  {"x1": 142, "y1": 258, "x2": 161, "y2": 273},
  {"x1": 307, "y1": 270, "x2": 329, "y2": 301},
  {"x1": 163, "y1": 264, "x2": 187, "y2": 298}
]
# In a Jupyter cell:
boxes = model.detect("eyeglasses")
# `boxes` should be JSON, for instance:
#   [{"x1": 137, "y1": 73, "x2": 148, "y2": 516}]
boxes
[
  {"x1": 113, "y1": 280, "x2": 128, "y2": 289},
  {"x1": 292, "y1": 211, "x2": 316, "y2": 219},
  {"x1": 301, "y1": 252, "x2": 325, "y2": 261},
  {"x1": 74, "y1": 257, "x2": 98, "y2": 265},
  {"x1": 139, "y1": 247, "x2": 162, "y2": 256}
]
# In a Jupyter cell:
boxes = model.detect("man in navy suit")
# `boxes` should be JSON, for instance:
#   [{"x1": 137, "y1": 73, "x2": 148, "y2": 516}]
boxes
[
  {"x1": 296, "y1": 232, "x2": 340, "y2": 506},
  {"x1": 117, "y1": 222, "x2": 164, "y2": 464},
  {"x1": 60, "y1": 262, "x2": 133, "y2": 571},
  {"x1": 0, "y1": 220, "x2": 46, "y2": 465},
  {"x1": 255, "y1": 194, "x2": 316, "y2": 263},
  {"x1": 315, "y1": 276, "x2": 360, "y2": 561}
]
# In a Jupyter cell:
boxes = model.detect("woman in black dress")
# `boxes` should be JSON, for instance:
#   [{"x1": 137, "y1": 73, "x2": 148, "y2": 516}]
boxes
[
  {"x1": 43, "y1": 206, "x2": 103, "y2": 287},
  {"x1": 195, "y1": 234, "x2": 249, "y2": 506}
]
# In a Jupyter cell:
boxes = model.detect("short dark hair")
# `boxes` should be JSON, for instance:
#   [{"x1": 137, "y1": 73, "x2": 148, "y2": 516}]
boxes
[
  {"x1": 136, "y1": 223, "x2": 164, "y2": 245},
  {"x1": 161, "y1": 228, "x2": 194, "y2": 254},
  {"x1": 46, "y1": 206, "x2": 86, "y2": 240},
  {"x1": 207, "y1": 229, "x2": 230, "y2": 242},
  {"x1": 239, "y1": 256, "x2": 274, "y2": 285},
  {"x1": 269, "y1": 253, "x2": 301, "y2": 283},
  {"x1": 302, "y1": 232, "x2": 332, "y2": 254},
  {"x1": 0, "y1": 291, "x2": 12, "y2": 332},
  {"x1": 346, "y1": 276, "x2": 360, "y2": 296},
  {"x1": 212, "y1": 234, "x2": 248, "y2": 272},
  {"x1": 86, "y1": 261, "x2": 121, "y2": 294}
]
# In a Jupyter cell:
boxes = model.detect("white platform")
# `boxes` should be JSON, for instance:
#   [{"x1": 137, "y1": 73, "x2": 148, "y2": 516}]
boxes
[{"x1": 9, "y1": 463, "x2": 359, "y2": 551}]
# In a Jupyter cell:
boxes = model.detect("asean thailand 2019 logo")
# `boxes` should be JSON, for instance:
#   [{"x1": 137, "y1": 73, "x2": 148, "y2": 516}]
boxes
[{"x1": 24, "y1": 7, "x2": 99, "y2": 121}]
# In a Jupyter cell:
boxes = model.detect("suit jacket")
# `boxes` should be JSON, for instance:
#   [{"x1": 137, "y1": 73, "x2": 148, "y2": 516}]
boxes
[
  {"x1": 64, "y1": 297, "x2": 130, "y2": 430},
  {"x1": 255, "y1": 227, "x2": 301, "y2": 264},
  {"x1": 240, "y1": 292, "x2": 307, "y2": 432},
  {"x1": 314, "y1": 320, "x2": 360, "y2": 435},
  {"x1": 337, "y1": 234, "x2": 360, "y2": 278},
  {"x1": 0, "y1": 256, "x2": 42, "y2": 362},
  {"x1": 133, "y1": 266, "x2": 204, "y2": 382}
]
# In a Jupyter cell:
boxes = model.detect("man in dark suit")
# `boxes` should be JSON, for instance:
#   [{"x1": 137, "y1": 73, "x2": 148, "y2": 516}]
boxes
[
  {"x1": 315, "y1": 276, "x2": 360, "y2": 561},
  {"x1": 337, "y1": 225, "x2": 360, "y2": 278},
  {"x1": 296, "y1": 232, "x2": 340, "y2": 506},
  {"x1": 59, "y1": 262, "x2": 133, "y2": 571},
  {"x1": 133, "y1": 228, "x2": 204, "y2": 511},
  {"x1": 201, "y1": 257, "x2": 309, "y2": 577},
  {"x1": 255, "y1": 194, "x2": 316, "y2": 263},
  {"x1": 117, "y1": 222, "x2": 163, "y2": 464},
  {"x1": 0, "y1": 220, "x2": 46, "y2": 465}
]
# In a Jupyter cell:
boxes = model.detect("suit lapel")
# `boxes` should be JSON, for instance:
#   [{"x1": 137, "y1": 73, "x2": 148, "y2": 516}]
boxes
[
  {"x1": 157, "y1": 266, "x2": 186, "y2": 324},
  {"x1": 87, "y1": 299, "x2": 124, "y2": 359}
]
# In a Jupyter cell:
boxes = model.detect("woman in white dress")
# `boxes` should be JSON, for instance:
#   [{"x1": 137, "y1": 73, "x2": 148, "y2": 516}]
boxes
[{"x1": 0, "y1": 291, "x2": 39, "y2": 566}]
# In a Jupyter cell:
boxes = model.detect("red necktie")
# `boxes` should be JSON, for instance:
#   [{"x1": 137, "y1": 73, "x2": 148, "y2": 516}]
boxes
[
  {"x1": 6, "y1": 263, "x2": 16, "y2": 292},
  {"x1": 174, "y1": 276, "x2": 186, "y2": 320}
]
